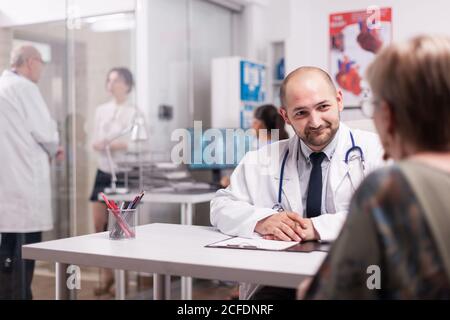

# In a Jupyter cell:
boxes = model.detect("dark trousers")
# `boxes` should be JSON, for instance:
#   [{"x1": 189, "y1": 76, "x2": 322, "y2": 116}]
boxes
[
  {"x1": 0, "y1": 232, "x2": 42, "y2": 300},
  {"x1": 250, "y1": 286, "x2": 297, "y2": 300}
]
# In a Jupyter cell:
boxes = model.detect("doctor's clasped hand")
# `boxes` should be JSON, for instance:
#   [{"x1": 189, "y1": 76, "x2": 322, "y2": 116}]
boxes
[
  {"x1": 256, "y1": 212, "x2": 319, "y2": 242},
  {"x1": 255, "y1": 211, "x2": 305, "y2": 242}
]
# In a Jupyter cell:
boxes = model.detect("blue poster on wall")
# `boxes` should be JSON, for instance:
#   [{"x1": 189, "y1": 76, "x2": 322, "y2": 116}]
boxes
[
  {"x1": 240, "y1": 104, "x2": 256, "y2": 129},
  {"x1": 240, "y1": 60, "x2": 266, "y2": 129},
  {"x1": 240, "y1": 60, "x2": 266, "y2": 102}
]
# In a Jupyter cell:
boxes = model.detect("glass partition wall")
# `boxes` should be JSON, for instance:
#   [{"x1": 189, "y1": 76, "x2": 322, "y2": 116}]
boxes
[
  {"x1": 66, "y1": 10, "x2": 137, "y2": 238},
  {"x1": 1, "y1": 0, "x2": 235, "y2": 299},
  {"x1": 12, "y1": 22, "x2": 70, "y2": 241},
  {"x1": 4, "y1": 2, "x2": 138, "y2": 299},
  {"x1": 68, "y1": 9, "x2": 138, "y2": 299}
]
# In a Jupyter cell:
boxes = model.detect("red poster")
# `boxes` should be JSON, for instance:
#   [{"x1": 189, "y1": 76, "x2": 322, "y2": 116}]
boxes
[{"x1": 330, "y1": 7, "x2": 392, "y2": 107}]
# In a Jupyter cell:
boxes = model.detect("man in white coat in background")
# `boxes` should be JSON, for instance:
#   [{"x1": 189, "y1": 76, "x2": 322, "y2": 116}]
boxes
[
  {"x1": 0, "y1": 45, "x2": 63, "y2": 299},
  {"x1": 210, "y1": 66, "x2": 385, "y2": 299}
]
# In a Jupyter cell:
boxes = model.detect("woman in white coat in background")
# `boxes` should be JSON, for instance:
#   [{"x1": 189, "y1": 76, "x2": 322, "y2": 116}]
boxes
[
  {"x1": 210, "y1": 66, "x2": 385, "y2": 299},
  {"x1": 89, "y1": 67, "x2": 136, "y2": 296}
]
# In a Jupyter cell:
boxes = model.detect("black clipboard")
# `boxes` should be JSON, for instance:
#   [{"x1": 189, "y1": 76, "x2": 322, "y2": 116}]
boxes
[{"x1": 285, "y1": 241, "x2": 331, "y2": 253}]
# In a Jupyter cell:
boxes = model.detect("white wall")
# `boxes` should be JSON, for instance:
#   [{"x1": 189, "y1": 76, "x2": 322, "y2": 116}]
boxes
[
  {"x1": 287, "y1": 0, "x2": 450, "y2": 73},
  {"x1": 280, "y1": 0, "x2": 450, "y2": 120},
  {"x1": 0, "y1": 0, "x2": 65, "y2": 27},
  {"x1": 239, "y1": 2, "x2": 266, "y2": 61},
  {"x1": 0, "y1": 28, "x2": 12, "y2": 70},
  {"x1": 232, "y1": 0, "x2": 287, "y2": 62},
  {"x1": 191, "y1": 0, "x2": 233, "y2": 127},
  {"x1": 144, "y1": 0, "x2": 189, "y2": 158},
  {"x1": 265, "y1": 0, "x2": 290, "y2": 42},
  {"x1": 0, "y1": 0, "x2": 135, "y2": 27},
  {"x1": 141, "y1": 0, "x2": 233, "y2": 149}
]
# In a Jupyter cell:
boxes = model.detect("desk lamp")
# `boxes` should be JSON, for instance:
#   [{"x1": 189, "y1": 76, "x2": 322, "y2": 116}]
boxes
[{"x1": 104, "y1": 111, "x2": 148, "y2": 194}]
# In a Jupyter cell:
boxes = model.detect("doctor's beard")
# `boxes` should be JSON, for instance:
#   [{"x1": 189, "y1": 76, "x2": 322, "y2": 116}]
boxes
[{"x1": 298, "y1": 122, "x2": 338, "y2": 150}]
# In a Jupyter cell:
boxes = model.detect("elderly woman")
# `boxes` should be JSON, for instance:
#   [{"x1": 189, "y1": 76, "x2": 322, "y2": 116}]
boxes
[{"x1": 302, "y1": 35, "x2": 450, "y2": 299}]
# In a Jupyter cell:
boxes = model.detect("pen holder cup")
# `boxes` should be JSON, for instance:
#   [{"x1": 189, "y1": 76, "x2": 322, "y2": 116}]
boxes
[{"x1": 107, "y1": 208, "x2": 137, "y2": 240}]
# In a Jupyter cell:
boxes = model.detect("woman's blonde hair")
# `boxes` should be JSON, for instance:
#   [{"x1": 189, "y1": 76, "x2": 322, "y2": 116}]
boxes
[{"x1": 366, "y1": 35, "x2": 450, "y2": 151}]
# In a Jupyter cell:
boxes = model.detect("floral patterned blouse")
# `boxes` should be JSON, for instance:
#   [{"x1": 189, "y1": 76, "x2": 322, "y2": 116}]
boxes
[{"x1": 305, "y1": 165, "x2": 450, "y2": 299}]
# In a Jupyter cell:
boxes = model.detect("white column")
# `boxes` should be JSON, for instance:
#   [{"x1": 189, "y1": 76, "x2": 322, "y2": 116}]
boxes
[
  {"x1": 136, "y1": 0, "x2": 151, "y2": 120},
  {"x1": 238, "y1": 0, "x2": 269, "y2": 62},
  {"x1": 55, "y1": 263, "x2": 71, "y2": 300},
  {"x1": 180, "y1": 202, "x2": 193, "y2": 299},
  {"x1": 115, "y1": 270, "x2": 126, "y2": 300},
  {"x1": 0, "y1": 28, "x2": 12, "y2": 72}
]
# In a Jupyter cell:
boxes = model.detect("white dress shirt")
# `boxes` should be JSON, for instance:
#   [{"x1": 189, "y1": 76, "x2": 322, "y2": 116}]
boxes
[
  {"x1": 297, "y1": 127, "x2": 340, "y2": 216},
  {"x1": 92, "y1": 100, "x2": 136, "y2": 173}
]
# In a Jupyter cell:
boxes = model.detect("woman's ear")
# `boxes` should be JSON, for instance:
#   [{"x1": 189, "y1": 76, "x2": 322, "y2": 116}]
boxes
[
  {"x1": 374, "y1": 101, "x2": 397, "y2": 160},
  {"x1": 383, "y1": 101, "x2": 397, "y2": 137}
]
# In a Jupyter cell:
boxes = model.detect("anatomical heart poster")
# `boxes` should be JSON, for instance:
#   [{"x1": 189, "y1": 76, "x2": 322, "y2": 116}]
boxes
[{"x1": 329, "y1": 7, "x2": 392, "y2": 107}]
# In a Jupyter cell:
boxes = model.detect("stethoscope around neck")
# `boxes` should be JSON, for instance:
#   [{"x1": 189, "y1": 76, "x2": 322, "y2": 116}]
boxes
[{"x1": 272, "y1": 131, "x2": 365, "y2": 212}]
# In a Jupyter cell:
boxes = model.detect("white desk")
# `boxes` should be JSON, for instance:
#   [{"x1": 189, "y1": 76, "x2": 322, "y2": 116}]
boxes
[
  {"x1": 100, "y1": 191, "x2": 216, "y2": 299},
  {"x1": 23, "y1": 223, "x2": 326, "y2": 300}
]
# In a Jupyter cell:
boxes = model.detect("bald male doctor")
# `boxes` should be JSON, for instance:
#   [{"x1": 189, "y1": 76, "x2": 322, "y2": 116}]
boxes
[{"x1": 210, "y1": 66, "x2": 385, "y2": 299}]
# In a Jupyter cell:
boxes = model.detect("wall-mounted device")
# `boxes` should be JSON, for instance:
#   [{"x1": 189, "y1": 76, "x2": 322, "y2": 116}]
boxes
[{"x1": 158, "y1": 104, "x2": 173, "y2": 121}]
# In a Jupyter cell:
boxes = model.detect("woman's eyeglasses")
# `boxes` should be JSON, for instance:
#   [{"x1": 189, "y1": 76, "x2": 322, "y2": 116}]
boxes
[{"x1": 360, "y1": 87, "x2": 381, "y2": 118}]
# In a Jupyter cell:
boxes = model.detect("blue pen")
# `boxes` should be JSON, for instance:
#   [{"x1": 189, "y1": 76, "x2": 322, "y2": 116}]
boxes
[{"x1": 126, "y1": 197, "x2": 138, "y2": 210}]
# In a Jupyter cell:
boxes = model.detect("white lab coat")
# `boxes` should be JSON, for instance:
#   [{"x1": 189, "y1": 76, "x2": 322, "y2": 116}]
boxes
[
  {"x1": 210, "y1": 122, "x2": 384, "y2": 299},
  {"x1": 0, "y1": 70, "x2": 59, "y2": 232}
]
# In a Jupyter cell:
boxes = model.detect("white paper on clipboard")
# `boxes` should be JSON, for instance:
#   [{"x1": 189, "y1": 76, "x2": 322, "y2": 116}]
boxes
[{"x1": 206, "y1": 237, "x2": 298, "y2": 251}]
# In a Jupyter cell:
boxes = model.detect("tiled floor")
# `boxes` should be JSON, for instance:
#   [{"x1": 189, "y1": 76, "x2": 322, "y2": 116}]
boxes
[{"x1": 31, "y1": 269, "x2": 238, "y2": 300}]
